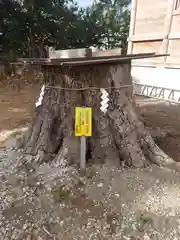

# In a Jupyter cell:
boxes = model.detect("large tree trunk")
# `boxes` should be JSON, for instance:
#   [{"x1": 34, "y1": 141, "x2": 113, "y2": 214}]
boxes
[{"x1": 22, "y1": 62, "x2": 175, "y2": 168}]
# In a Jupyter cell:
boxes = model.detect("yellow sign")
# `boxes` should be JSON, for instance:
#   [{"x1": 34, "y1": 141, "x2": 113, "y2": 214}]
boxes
[{"x1": 75, "y1": 107, "x2": 92, "y2": 136}]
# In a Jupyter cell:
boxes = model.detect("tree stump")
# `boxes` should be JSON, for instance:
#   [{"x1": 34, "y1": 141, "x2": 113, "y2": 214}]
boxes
[{"x1": 22, "y1": 62, "x2": 174, "y2": 168}]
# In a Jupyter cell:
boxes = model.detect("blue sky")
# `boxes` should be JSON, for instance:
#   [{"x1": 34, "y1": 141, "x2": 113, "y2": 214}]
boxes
[{"x1": 76, "y1": 0, "x2": 94, "y2": 7}]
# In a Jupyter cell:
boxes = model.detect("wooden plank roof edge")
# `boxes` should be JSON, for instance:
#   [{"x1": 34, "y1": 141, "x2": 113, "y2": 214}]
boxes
[
  {"x1": 12, "y1": 53, "x2": 169, "y2": 66},
  {"x1": 16, "y1": 53, "x2": 156, "y2": 63},
  {"x1": 51, "y1": 52, "x2": 156, "y2": 62}
]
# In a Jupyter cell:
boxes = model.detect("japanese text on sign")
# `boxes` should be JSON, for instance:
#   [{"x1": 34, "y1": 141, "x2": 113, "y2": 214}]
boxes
[{"x1": 75, "y1": 107, "x2": 92, "y2": 136}]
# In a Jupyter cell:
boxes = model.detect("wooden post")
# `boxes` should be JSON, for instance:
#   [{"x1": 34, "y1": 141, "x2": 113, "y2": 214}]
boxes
[
  {"x1": 75, "y1": 107, "x2": 92, "y2": 176},
  {"x1": 80, "y1": 136, "x2": 86, "y2": 175},
  {"x1": 127, "y1": 0, "x2": 137, "y2": 54},
  {"x1": 161, "y1": 0, "x2": 175, "y2": 61},
  {"x1": 128, "y1": 0, "x2": 138, "y2": 105}
]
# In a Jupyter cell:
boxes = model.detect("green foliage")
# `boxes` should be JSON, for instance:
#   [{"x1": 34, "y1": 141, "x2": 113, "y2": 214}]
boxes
[
  {"x1": 0, "y1": 0, "x2": 130, "y2": 59},
  {"x1": 86, "y1": 0, "x2": 130, "y2": 51}
]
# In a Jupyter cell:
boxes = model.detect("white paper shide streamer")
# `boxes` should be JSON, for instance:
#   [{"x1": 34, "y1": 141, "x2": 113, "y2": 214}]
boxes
[
  {"x1": 35, "y1": 85, "x2": 45, "y2": 107},
  {"x1": 100, "y1": 88, "x2": 109, "y2": 113}
]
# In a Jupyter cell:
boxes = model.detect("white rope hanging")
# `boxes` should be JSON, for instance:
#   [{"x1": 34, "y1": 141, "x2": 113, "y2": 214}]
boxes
[
  {"x1": 35, "y1": 85, "x2": 45, "y2": 107},
  {"x1": 35, "y1": 84, "x2": 133, "y2": 107},
  {"x1": 45, "y1": 84, "x2": 132, "y2": 91}
]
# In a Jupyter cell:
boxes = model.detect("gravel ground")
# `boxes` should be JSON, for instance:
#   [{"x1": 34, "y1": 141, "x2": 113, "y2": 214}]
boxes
[
  {"x1": 1, "y1": 146, "x2": 180, "y2": 239},
  {"x1": 1, "y1": 96, "x2": 180, "y2": 239}
]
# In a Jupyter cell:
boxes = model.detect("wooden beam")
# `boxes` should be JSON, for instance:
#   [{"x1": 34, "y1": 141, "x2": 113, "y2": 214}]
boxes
[
  {"x1": 127, "y1": 0, "x2": 137, "y2": 54},
  {"x1": 161, "y1": 0, "x2": 175, "y2": 61},
  {"x1": 48, "y1": 48, "x2": 92, "y2": 59},
  {"x1": 92, "y1": 48, "x2": 122, "y2": 57},
  {"x1": 131, "y1": 33, "x2": 164, "y2": 42},
  {"x1": 173, "y1": 8, "x2": 180, "y2": 15},
  {"x1": 169, "y1": 33, "x2": 180, "y2": 39}
]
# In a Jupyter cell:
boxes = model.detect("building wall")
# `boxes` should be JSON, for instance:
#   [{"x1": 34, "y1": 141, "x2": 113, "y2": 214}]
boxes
[
  {"x1": 129, "y1": 0, "x2": 180, "y2": 102},
  {"x1": 129, "y1": 0, "x2": 180, "y2": 67},
  {"x1": 167, "y1": 11, "x2": 180, "y2": 64},
  {"x1": 134, "y1": 0, "x2": 167, "y2": 37},
  {"x1": 132, "y1": 67, "x2": 180, "y2": 102}
]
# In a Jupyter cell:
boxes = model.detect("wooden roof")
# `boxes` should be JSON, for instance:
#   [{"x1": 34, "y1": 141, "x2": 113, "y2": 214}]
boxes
[{"x1": 13, "y1": 53, "x2": 169, "y2": 66}]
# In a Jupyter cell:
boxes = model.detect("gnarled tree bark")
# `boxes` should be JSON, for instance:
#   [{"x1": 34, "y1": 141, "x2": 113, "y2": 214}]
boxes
[{"x1": 22, "y1": 62, "x2": 175, "y2": 168}]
